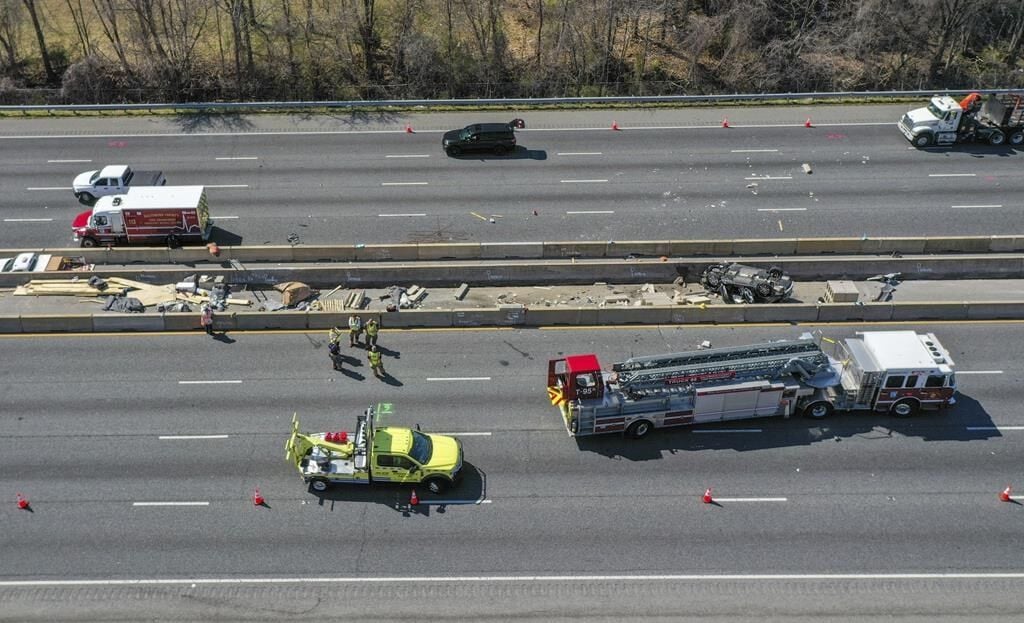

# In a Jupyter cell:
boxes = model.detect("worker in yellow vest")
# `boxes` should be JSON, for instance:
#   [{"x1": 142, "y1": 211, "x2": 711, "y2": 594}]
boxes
[
  {"x1": 347, "y1": 314, "x2": 363, "y2": 347},
  {"x1": 368, "y1": 345, "x2": 385, "y2": 378},
  {"x1": 365, "y1": 318, "x2": 380, "y2": 348}
]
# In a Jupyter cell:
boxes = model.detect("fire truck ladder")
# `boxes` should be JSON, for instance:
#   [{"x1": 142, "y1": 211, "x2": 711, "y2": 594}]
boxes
[{"x1": 612, "y1": 338, "x2": 831, "y2": 393}]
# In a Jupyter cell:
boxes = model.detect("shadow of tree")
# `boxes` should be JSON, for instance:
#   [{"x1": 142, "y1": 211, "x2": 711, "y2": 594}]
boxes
[{"x1": 172, "y1": 112, "x2": 256, "y2": 133}]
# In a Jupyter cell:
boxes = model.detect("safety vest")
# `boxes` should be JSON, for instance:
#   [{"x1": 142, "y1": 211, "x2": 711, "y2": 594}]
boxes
[
  {"x1": 366, "y1": 321, "x2": 379, "y2": 336},
  {"x1": 328, "y1": 328, "x2": 342, "y2": 344},
  {"x1": 368, "y1": 350, "x2": 382, "y2": 366},
  {"x1": 348, "y1": 317, "x2": 362, "y2": 331}
]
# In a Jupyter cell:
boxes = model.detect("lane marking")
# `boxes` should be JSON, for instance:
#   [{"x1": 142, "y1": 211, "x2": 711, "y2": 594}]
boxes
[
  {"x1": 132, "y1": 502, "x2": 210, "y2": 507},
  {"x1": 712, "y1": 497, "x2": 788, "y2": 502},
  {"x1": 560, "y1": 179, "x2": 608, "y2": 183},
  {"x1": 435, "y1": 432, "x2": 493, "y2": 437},
  {"x1": 744, "y1": 176, "x2": 792, "y2": 180},
  {"x1": 211, "y1": 215, "x2": 239, "y2": 219},
  {"x1": 385, "y1": 154, "x2": 430, "y2": 158},
  {"x1": 26, "y1": 186, "x2": 70, "y2": 191},
  {"x1": 731, "y1": 149, "x2": 779, "y2": 153},
  {"x1": 215, "y1": 157, "x2": 258, "y2": 160},
  {"x1": 158, "y1": 435, "x2": 230, "y2": 440},
  {"x1": 692, "y1": 429, "x2": 762, "y2": 434},
  {"x1": 966, "y1": 426, "x2": 1024, "y2": 431},
  {"x1": 8, "y1": 571, "x2": 1024, "y2": 587},
  {"x1": 3, "y1": 218, "x2": 53, "y2": 222},
  {"x1": 757, "y1": 208, "x2": 806, "y2": 212},
  {"x1": 379, "y1": 213, "x2": 427, "y2": 217},
  {"x1": 416, "y1": 499, "x2": 492, "y2": 506},
  {"x1": 566, "y1": 210, "x2": 614, "y2": 214},
  {"x1": 178, "y1": 380, "x2": 243, "y2": 385},
  {"x1": 204, "y1": 184, "x2": 249, "y2": 188},
  {"x1": 928, "y1": 173, "x2": 976, "y2": 177},
  {"x1": 951, "y1": 205, "x2": 1002, "y2": 209},
  {"x1": 381, "y1": 182, "x2": 429, "y2": 186},
  {"x1": 957, "y1": 370, "x2": 1003, "y2": 374},
  {"x1": 427, "y1": 376, "x2": 492, "y2": 381},
  {"x1": 47, "y1": 159, "x2": 92, "y2": 163},
  {"x1": 556, "y1": 152, "x2": 603, "y2": 156}
]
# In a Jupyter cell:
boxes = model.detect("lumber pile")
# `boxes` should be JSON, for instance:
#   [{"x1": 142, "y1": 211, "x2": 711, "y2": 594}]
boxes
[{"x1": 14, "y1": 277, "x2": 250, "y2": 308}]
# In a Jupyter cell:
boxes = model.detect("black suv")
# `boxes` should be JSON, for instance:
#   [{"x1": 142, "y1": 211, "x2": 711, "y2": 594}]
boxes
[{"x1": 443, "y1": 119, "x2": 523, "y2": 156}]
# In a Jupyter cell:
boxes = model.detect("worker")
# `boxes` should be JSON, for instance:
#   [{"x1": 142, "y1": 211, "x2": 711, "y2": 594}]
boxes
[
  {"x1": 348, "y1": 314, "x2": 363, "y2": 347},
  {"x1": 200, "y1": 304, "x2": 214, "y2": 335},
  {"x1": 328, "y1": 325, "x2": 344, "y2": 370},
  {"x1": 365, "y1": 318, "x2": 380, "y2": 348},
  {"x1": 368, "y1": 345, "x2": 385, "y2": 378},
  {"x1": 328, "y1": 325, "x2": 343, "y2": 346}
]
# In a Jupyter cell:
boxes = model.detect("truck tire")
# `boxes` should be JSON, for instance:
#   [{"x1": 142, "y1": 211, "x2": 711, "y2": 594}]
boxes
[
  {"x1": 424, "y1": 477, "x2": 451, "y2": 495},
  {"x1": 912, "y1": 133, "x2": 933, "y2": 148},
  {"x1": 989, "y1": 130, "x2": 1006, "y2": 146},
  {"x1": 309, "y1": 478, "x2": 330, "y2": 492},
  {"x1": 802, "y1": 400, "x2": 834, "y2": 419},
  {"x1": 626, "y1": 420, "x2": 653, "y2": 439},
  {"x1": 1009, "y1": 131, "x2": 1024, "y2": 146},
  {"x1": 80, "y1": 237, "x2": 99, "y2": 248},
  {"x1": 890, "y1": 399, "x2": 920, "y2": 418}
]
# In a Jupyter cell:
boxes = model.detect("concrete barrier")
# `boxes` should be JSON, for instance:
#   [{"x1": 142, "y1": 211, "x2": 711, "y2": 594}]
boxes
[
  {"x1": 542, "y1": 241, "x2": 611, "y2": 258},
  {"x1": 669, "y1": 240, "x2": 736, "y2": 256},
  {"x1": 596, "y1": 306, "x2": 673, "y2": 324},
  {"x1": 922, "y1": 237, "x2": 996, "y2": 254},
  {"x1": 235, "y1": 311, "x2": 307, "y2": 330},
  {"x1": 381, "y1": 310, "x2": 453, "y2": 328},
  {"x1": 815, "y1": 303, "x2": 893, "y2": 322},
  {"x1": 162, "y1": 313, "x2": 201, "y2": 331},
  {"x1": 453, "y1": 309, "x2": 514, "y2": 327},
  {"x1": 989, "y1": 236, "x2": 1024, "y2": 252},
  {"x1": 674, "y1": 305, "x2": 747, "y2": 324},
  {"x1": 890, "y1": 302, "x2": 968, "y2": 321},
  {"x1": 92, "y1": 314, "x2": 166, "y2": 332},
  {"x1": 232, "y1": 246, "x2": 295, "y2": 263},
  {"x1": 480, "y1": 242, "x2": 544, "y2": 259},
  {"x1": 731, "y1": 238, "x2": 798, "y2": 255},
  {"x1": 355, "y1": 244, "x2": 419, "y2": 261},
  {"x1": 292, "y1": 246, "x2": 356, "y2": 262},
  {"x1": 522, "y1": 307, "x2": 583, "y2": 326},
  {"x1": 609, "y1": 241, "x2": 674, "y2": 258},
  {"x1": 966, "y1": 302, "x2": 1024, "y2": 320},
  {"x1": 740, "y1": 304, "x2": 819, "y2": 323},
  {"x1": 19, "y1": 314, "x2": 93, "y2": 333},
  {"x1": 858, "y1": 237, "x2": 928, "y2": 255},
  {"x1": 794, "y1": 238, "x2": 865, "y2": 254},
  {"x1": 0, "y1": 315, "x2": 22, "y2": 333},
  {"x1": 418, "y1": 243, "x2": 481, "y2": 260}
]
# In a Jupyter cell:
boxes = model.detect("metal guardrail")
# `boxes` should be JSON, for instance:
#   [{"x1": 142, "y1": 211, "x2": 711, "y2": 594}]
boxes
[{"x1": 0, "y1": 89, "x2": 1013, "y2": 113}]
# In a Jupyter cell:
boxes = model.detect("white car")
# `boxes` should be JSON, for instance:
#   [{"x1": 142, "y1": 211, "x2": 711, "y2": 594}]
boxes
[{"x1": 0, "y1": 252, "x2": 54, "y2": 273}]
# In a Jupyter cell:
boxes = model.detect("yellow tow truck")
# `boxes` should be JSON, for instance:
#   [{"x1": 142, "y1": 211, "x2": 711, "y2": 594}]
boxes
[{"x1": 285, "y1": 404, "x2": 463, "y2": 494}]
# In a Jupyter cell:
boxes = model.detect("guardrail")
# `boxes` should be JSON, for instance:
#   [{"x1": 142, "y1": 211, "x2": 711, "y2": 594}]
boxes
[{"x1": 0, "y1": 89, "x2": 1012, "y2": 114}]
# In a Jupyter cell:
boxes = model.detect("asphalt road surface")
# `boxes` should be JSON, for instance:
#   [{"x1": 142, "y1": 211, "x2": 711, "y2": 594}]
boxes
[
  {"x1": 1, "y1": 321, "x2": 1023, "y2": 621},
  {"x1": 1, "y1": 104, "x2": 1022, "y2": 249}
]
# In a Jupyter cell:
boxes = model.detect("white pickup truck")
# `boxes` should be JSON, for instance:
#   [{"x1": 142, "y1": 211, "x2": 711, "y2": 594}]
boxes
[{"x1": 72, "y1": 164, "x2": 166, "y2": 203}]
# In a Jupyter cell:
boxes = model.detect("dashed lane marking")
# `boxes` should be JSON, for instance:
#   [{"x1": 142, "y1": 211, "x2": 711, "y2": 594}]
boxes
[
  {"x1": 47, "y1": 159, "x2": 92, "y2": 163},
  {"x1": 211, "y1": 215, "x2": 239, "y2": 219},
  {"x1": 928, "y1": 173, "x2": 976, "y2": 177},
  {"x1": 956, "y1": 370, "x2": 1003, "y2": 374},
  {"x1": 381, "y1": 181, "x2": 429, "y2": 186},
  {"x1": 757, "y1": 208, "x2": 806, "y2": 212},
  {"x1": 692, "y1": 429, "x2": 762, "y2": 433},
  {"x1": 178, "y1": 380, "x2": 243, "y2": 385},
  {"x1": 566, "y1": 210, "x2": 614, "y2": 214},
  {"x1": 215, "y1": 157, "x2": 258, "y2": 160},
  {"x1": 744, "y1": 176, "x2": 792, "y2": 180},
  {"x1": 4, "y1": 218, "x2": 53, "y2": 222},
  {"x1": 556, "y1": 152, "x2": 603, "y2": 156},
  {"x1": 132, "y1": 502, "x2": 210, "y2": 507},
  {"x1": 712, "y1": 497, "x2": 788, "y2": 503},
  {"x1": 427, "y1": 376, "x2": 491, "y2": 381},
  {"x1": 434, "y1": 432, "x2": 493, "y2": 437},
  {"x1": 158, "y1": 435, "x2": 231, "y2": 440},
  {"x1": 26, "y1": 186, "x2": 70, "y2": 191},
  {"x1": 204, "y1": 184, "x2": 249, "y2": 188},
  {"x1": 966, "y1": 426, "x2": 1024, "y2": 431},
  {"x1": 731, "y1": 149, "x2": 779, "y2": 153},
  {"x1": 951, "y1": 204, "x2": 1002, "y2": 209},
  {"x1": 379, "y1": 213, "x2": 427, "y2": 217},
  {"x1": 385, "y1": 154, "x2": 430, "y2": 158},
  {"x1": 416, "y1": 499, "x2": 492, "y2": 506},
  {"x1": 560, "y1": 179, "x2": 608, "y2": 183}
]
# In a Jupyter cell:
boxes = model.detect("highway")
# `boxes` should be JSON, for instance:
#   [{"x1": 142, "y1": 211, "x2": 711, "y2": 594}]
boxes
[
  {"x1": 1, "y1": 322, "x2": 1023, "y2": 621},
  {"x1": 1, "y1": 105, "x2": 1022, "y2": 249}
]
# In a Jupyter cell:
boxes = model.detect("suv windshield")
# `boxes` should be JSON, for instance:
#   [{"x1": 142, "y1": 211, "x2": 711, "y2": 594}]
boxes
[
  {"x1": 408, "y1": 430, "x2": 433, "y2": 464},
  {"x1": 458, "y1": 128, "x2": 471, "y2": 140}
]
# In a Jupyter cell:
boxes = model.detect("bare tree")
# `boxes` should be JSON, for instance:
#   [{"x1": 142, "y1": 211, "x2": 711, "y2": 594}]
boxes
[{"x1": 22, "y1": 0, "x2": 57, "y2": 83}]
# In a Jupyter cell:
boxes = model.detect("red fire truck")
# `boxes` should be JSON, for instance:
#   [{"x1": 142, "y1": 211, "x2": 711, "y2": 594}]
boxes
[{"x1": 546, "y1": 331, "x2": 957, "y2": 438}]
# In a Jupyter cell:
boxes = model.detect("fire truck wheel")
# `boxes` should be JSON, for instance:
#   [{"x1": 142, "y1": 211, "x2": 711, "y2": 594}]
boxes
[
  {"x1": 890, "y1": 399, "x2": 920, "y2": 418},
  {"x1": 627, "y1": 420, "x2": 653, "y2": 439},
  {"x1": 309, "y1": 478, "x2": 330, "y2": 492},
  {"x1": 802, "y1": 401, "x2": 833, "y2": 419},
  {"x1": 424, "y1": 477, "x2": 450, "y2": 494},
  {"x1": 80, "y1": 237, "x2": 99, "y2": 248}
]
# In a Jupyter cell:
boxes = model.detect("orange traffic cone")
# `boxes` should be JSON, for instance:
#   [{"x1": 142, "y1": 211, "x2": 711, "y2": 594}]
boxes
[
  {"x1": 16, "y1": 492, "x2": 29, "y2": 510},
  {"x1": 702, "y1": 488, "x2": 713, "y2": 504},
  {"x1": 804, "y1": 117, "x2": 813, "y2": 128},
  {"x1": 405, "y1": 124, "x2": 414, "y2": 134},
  {"x1": 1000, "y1": 486, "x2": 1012, "y2": 502},
  {"x1": 253, "y1": 487, "x2": 265, "y2": 506},
  {"x1": 410, "y1": 489, "x2": 419, "y2": 506},
  {"x1": 611, "y1": 120, "x2": 621, "y2": 131},
  {"x1": 722, "y1": 118, "x2": 729, "y2": 128}
]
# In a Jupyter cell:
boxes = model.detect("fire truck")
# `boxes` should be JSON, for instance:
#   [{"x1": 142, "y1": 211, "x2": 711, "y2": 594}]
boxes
[{"x1": 546, "y1": 331, "x2": 957, "y2": 438}]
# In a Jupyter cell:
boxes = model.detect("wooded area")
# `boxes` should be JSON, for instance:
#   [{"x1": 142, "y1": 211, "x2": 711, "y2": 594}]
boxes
[{"x1": 0, "y1": 0, "x2": 1022, "y2": 105}]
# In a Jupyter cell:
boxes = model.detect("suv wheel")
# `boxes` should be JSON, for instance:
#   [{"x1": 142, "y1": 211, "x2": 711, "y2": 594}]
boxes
[
  {"x1": 447, "y1": 146, "x2": 462, "y2": 156},
  {"x1": 493, "y1": 145, "x2": 507, "y2": 156}
]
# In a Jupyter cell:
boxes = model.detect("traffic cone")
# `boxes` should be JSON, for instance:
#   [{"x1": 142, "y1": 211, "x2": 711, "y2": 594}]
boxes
[
  {"x1": 16, "y1": 492, "x2": 29, "y2": 510},
  {"x1": 722, "y1": 118, "x2": 729, "y2": 128},
  {"x1": 611, "y1": 120, "x2": 621, "y2": 131},
  {"x1": 1000, "y1": 486, "x2": 1012, "y2": 502},
  {"x1": 804, "y1": 117, "x2": 813, "y2": 128},
  {"x1": 253, "y1": 487, "x2": 265, "y2": 506},
  {"x1": 702, "y1": 488, "x2": 713, "y2": 504},
  {"x1": 405, "y1": 123, "x2": 414, "y2": 133},
  {"x1": 409, "y1": 489, "x2": 419, "y2": 506},
  {"x1": 532, "y1": 209, "x2": 538, "y2": 216}
]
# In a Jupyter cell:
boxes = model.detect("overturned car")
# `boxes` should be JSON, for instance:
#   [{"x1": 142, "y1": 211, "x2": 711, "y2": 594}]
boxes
[{"x1": 700, "y1": 263, "x2": 794, "y2": 303}]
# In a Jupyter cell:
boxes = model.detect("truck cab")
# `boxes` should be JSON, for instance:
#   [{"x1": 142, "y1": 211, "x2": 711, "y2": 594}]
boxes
[{"x1": 898, "y1": 96, "x2": 964, "y2": 147}]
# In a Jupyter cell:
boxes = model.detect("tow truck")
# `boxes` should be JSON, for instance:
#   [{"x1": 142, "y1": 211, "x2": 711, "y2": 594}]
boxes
[
  {"x1": 899, "y1": 92, "x2": 1024, "y2": 147},
  {"x1": 285, "y1": 404, "x2": 464, "y2": 494},
  {"x1": 546, "y1": 331, "x2": 957, "y2": 438}
]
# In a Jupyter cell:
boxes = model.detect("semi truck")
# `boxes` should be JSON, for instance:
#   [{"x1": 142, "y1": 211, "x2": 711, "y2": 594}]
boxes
[
  {"x1": 547, "y1": 331, "x2": 957, "y2": 439},
  {"x1": 285, "y1": 405, "x2": 464, "y2": 494},
  {"x1": 71, "y1": 185, "x2": 211, "y2": 248},
  {"x1": 898, "y1": 92, "x2": 1024, "y2": 147},
  {"x1": 72, "y1": 164, "x2": 166, "y2": 203}
]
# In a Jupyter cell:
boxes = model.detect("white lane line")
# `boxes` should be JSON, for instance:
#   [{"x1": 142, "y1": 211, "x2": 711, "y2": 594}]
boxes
[
  {"x1": 416, "y1": 499, "x2": 492, "y2": 506},
  {"x1": 47, "y1": 159, "x2": 92, "y2": 163},
  {"x1": 744, "y1": 176, "x2": 792, "y2": 180},
  {"x1": 427, "y1": 376, "x2": 492, "y2": 381},
  {"x1": 204, "y1": 184, "x2": 249, "y2": 188},
  {"x1": 757, "y1": 208, "x2": 807, "y2": 212},
  {"x1": 178, "y1": 380, "x2": 243, "y2": 385},
  {"x1": 731, "y1": 149, "x2": 779, "y2": 153},
  {"x1": 379, "y1": 213, "x2": 427, "y2": 217},
  {"x1": 951, "y1": 205, "x2": 1002, "y2": 209},
  {"x1": 132, "y1": 502, "x2": 210, "y2": 507},
  {"x1": 212, "y1": 215, "x2": 239, "y2": 219},
  {"x1": 957, "y1": 370, "x2": 1003, "y2": 374},
  {"x1": 928, "y1": 173, "x2": 976, "y2": 177},
  {"x1": 19, "y1": 570, "x2": 1024, "y2": 588},
  {"x1": 556, "y1": 152, "x2": 603, "y2": 156},
  {"x1": 712, "y1": 497, "x2": 788, "y2": 502},
  {"x1": 215, "y1": 156, "x2": 258, "y2": 160},
  {"x1": 692, "y1": 429, "x2": 762, "y2": 434},
  {"x1": 158, "y1": 435, "x2": 230, "y2": 440},
  {"x1": 966, "y1": 426, "x2": 1024, "y2": 431},
  {"x1": 566, "y1": 210, "x2": 614, "y2": 214},
  {"x1": 560, "y1": 179, "x2": 608, "y2": 183},
  {"x1": 26, "y1": 186, "x2": 70, "y2": 191},
  {"x1": 381, "y1": 182, "x2": 429, "y2": 186},
  {"x1": 385, "y1": 154, "x2": 430, "y2": 158},
  {"x1": 4, "y1": 218, "x2": 53, "y2": 222},
  {"x1": 434, "y1": 432, "x2": 493, "y2": 437}
]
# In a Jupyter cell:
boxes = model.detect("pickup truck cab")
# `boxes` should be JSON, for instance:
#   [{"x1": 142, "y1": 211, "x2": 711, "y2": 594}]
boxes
[
  {"x1": 286, "y1": 406, "x2": 463, "y2": 494},
  {"x1": 72, "y1": 164, "x2": 166, "y2": 203}
]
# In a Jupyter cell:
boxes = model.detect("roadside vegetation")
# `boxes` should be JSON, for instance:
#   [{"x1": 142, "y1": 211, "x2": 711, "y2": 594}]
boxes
[{"x1": 1, "y1": 0, "x2": 1023, "y2": 106}]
